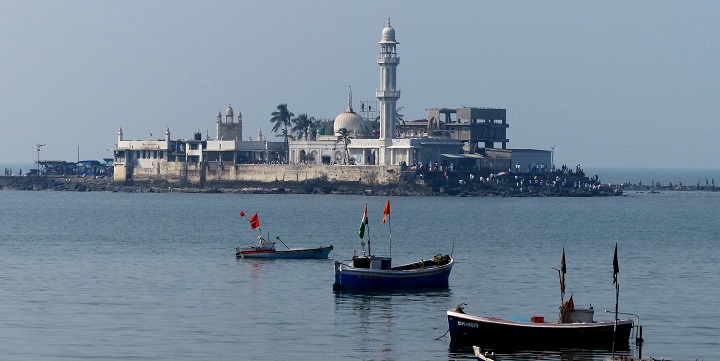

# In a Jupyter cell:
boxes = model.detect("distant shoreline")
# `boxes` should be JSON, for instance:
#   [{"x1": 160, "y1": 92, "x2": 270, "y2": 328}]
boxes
[{"x1": 2, "y1": 175, "x2": 716, "y2": 196}]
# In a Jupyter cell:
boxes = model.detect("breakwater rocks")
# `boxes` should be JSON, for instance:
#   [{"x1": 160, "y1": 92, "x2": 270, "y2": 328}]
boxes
[{"x1": 0, "y1": 176, "x2": 621, "y2": 197}]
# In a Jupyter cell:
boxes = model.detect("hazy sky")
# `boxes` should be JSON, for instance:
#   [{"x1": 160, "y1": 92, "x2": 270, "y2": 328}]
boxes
[{"x1": 2, "y1": 1, "x2": 718, "y2": 169}]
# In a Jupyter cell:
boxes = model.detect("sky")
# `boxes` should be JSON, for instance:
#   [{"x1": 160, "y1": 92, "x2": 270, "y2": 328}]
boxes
[{"x1": 1, "y1": 1, "x2": 719, "y2": 170}]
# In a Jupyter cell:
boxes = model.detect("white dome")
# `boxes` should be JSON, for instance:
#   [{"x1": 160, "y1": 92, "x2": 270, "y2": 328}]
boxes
[
  {"x1": 333, "y1": 111, "x2": 365, "y2": 136},
  {"x1": 379, "y1": 19, "x2": 398, "y2": 44},
  {"x1": 225, "y1": 104, "x2": 234, "y2": 117}
]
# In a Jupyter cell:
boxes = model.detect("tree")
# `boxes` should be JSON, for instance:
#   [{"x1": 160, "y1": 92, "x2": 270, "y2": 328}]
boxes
[
  {"x1": 395, "y1": 106, "x2": 405, "y2": 137},
  {"x1": 270, "y1": 103, "x2": 294, "y2": 163},
  {"x1": 336, "y1": 128, "x2": 352, "y2": 165},
  {"x1": 292, "y1": 113, "x2": 316, "y2": 141},
  {"x1": 275, "y1": 129, "x2": 296, "y2": 141}
]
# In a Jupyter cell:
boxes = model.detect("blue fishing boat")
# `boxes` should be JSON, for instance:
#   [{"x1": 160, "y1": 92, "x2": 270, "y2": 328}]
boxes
[
  {"x1": 235, "y1": 211, "x2": 333, "y2": 259},
  {"x1": 332, "y1": 202, "x2": 454, "y2": 291}
]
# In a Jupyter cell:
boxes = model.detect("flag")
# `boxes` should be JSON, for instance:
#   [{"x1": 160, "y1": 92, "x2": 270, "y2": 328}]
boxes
[
  {"x1": 250, "y1": 213, "x2": 260, "y2": 230},
  {"x1": 382, "y1": 200, "x2": 390, "y2": 223},
  {"x1": 560, "y1": 247, "x2": 567, "y2": 296},
  {"x1": 358, "y1": 205, "x2": 368, "y2": 239},
  {"x1": 239, "y1": 210, "x2": 245, "y2": 217},
  {"x1": 613, "y1": 243, "x2": 619, "y2": 285}
]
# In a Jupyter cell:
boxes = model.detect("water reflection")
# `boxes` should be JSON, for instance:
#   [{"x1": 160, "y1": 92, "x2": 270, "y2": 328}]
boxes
[
  {"x1": 334, "y1": 289, "x2": 452, "y2": 360},
  {"x1": 447, "y1": 343, "x2": 639, "y2": 361}
]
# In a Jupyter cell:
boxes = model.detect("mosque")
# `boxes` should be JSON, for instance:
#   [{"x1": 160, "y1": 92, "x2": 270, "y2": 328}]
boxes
[
  {"x1": 112, "y1": 20, "x2": 551, "y2": 185},
  {"x1": 288, "y1": 20, "x2": 463, "y2": 167}
]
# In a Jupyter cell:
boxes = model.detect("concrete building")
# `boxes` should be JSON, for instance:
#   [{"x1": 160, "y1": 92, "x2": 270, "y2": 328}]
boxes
[{"x1": 113, "y1": 108, "x2": 285, "y2": 183}]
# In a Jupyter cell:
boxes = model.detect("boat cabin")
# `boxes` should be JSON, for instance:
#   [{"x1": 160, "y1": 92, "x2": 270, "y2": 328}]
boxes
[{"x1": 351, "y1": 255, "x2": 392, "y2": 270}]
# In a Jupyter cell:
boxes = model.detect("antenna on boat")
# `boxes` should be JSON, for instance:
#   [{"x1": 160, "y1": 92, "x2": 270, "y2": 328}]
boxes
[{"x1": 276, "y1": 236, "x2": 291, "y2": 251}]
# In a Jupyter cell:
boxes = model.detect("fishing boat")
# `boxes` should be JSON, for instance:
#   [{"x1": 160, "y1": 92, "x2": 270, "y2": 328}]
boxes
[
  {"x1": 236, "y1": 236, "x2": 333, "y2": 259},
  {"x1": 447, "y1": 245, "x2": 640, "y2": 351},
  {"x1": 235, "y1": 211, "x2": 333, "y2": 259},
  {"x1": 332, "y1": 202, "x2": 454, "y2": 291}
]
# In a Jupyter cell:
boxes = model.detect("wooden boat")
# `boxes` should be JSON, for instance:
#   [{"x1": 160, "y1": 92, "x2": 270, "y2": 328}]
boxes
[
  {"x1": 332, "y1": 202, "x2": 453, "y2": 291},
  {"x1": 448, "y1": 304, "x2": 633, "y2": 350},
  {"x1": 236, "y1": 236, "x2": 333, "y2": 259},
  {"x1": 235, "y1": 211, "x2": 333, "y2": 259},
  {"x1": 333, "y1": 253, "x2": 453, "y2": 290},
  {"x1": 448, "y1": 246, "x2": 639, "y2": 351}
]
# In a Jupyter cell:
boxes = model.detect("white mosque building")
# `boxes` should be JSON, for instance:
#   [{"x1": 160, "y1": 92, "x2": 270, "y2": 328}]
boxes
[
  {"x1": 288, "y1": 20, "x2": 463, "y2": 166},
  {"x1": 112, "y1": 20, "x2": 475, "y2": 184}
]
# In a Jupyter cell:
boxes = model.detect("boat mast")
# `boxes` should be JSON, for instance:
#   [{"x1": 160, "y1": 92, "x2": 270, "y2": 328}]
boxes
[
  {"x1": 384, "y1": 200, "x2": 392, "y2": 257},
  {"x1": 612, "y1": 242, "x2": 620, "y2": 358}
]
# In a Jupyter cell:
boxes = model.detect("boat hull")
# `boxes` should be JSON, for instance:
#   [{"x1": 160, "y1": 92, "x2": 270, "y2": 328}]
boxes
[
  {"x1": 447, "y1": 310, "x2": 633, "y2": 350},
  {"x1": 333, "y1": 258, "x2": 453, "y2": 290},
  {"x1": 236, "y1": 245, "x2": 333, "y2": 259}
]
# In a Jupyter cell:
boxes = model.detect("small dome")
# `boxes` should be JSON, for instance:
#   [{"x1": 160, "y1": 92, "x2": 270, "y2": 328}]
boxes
[
  {"x1": 225, "y1": 104, "x2": 234, "y2": 117},
  {"x1": 379, "y1": 18, "x2": 398, "y2": 44},
  {"x1": 334, "y1": 111, "x2": 365, "y2": 136}
]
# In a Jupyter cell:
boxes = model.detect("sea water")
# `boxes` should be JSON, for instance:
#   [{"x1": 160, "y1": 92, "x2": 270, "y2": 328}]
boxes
[{"x1": 1, "y1": 189, "x2": 718, "y2": 360}]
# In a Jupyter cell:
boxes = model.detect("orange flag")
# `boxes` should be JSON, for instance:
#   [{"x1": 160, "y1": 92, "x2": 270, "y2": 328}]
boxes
[{"x1": 382, "y1": 201, "x2": 390, "y2": 223}]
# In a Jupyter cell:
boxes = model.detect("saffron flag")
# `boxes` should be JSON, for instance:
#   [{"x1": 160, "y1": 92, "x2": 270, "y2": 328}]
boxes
[
  {"x1": 239, "y1": 210, "x2": 245, "y2": 217},
  {"x1": 382, "y1": 200, "x2": 390, "y2": 223},
  {"x1": 358, "y1": 205, "x2": 368, "y2": 239},
  {"x1": 560, "y1": 247, "x2": 567, "y2": 296},
  {"x1": 250, "y1": 213, "x2": 260, "y2": 230},
  {"x1": 613, "y1": 243, "x2": 619, "y2": 285}
]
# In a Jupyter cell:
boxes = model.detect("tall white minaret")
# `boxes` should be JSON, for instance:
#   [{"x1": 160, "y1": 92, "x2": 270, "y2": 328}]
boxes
[{"x1": 376, "y1": 18, "x2": 400, "y2": 165}]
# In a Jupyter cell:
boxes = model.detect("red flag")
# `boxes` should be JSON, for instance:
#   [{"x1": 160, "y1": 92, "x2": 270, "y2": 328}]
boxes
[
  {"x1": 249, "y1": 213, "x2": 260, "y2": 230},
  {"x1": 382, "y1": 201, "x2": 390, "y2": 223},
  {"x1": 613, "y1": 243, "x2": 619, "y2": 285},
  {"x1": 239, "y1": 211, "x2": 245, "y2": 218}
]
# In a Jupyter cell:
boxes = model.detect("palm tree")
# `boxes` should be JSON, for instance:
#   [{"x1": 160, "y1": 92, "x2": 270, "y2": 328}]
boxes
[
  {"x1": 336, "y1": 128, "x2": 352, "y2": 165},
  {"x1": 395, "y1": 106, "x2": 405, "y2": 137},
  {"x1": 292, "y1": 113, "x2": 316, "y2": 141},
  {"x1": 275, "y1": 129, "x2": 296, "y2": 141},
  {"x1": 270, "y1": 103, "x2": 294, "y2": 163}
]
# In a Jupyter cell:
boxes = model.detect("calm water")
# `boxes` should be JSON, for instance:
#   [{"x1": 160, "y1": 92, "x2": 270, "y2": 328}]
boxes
[{"x1": 1, "y1": 190, "x2": 718, "y2": 360}]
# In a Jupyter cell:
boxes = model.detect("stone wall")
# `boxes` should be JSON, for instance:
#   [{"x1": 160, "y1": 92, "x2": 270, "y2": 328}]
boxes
[{"x1": 119, "y1": 161, "x2": 401, "y2": 185}]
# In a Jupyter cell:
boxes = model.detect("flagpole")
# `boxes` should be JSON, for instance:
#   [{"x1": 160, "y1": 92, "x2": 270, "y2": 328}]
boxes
[
  {"x1": 367, "y1": 220, "x2": 371, "y2": 256},
  {"x1": 388, "y1": 213, "x2": 392, "y2": 258},
  {"x1": 612, "y1": 242, "x2": 620, "y2": 358},
  {"x1": 613, "y1": 280, "x2": 619, "y2": 357}
]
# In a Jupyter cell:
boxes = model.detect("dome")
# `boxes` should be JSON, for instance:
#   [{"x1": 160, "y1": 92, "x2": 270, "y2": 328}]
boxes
[
  {"x1": 225, "y1": 104, "x2": 234, "y2": 117},
  {"x1": 333, "y1": 111, "x2": 365, "y2": 136},
  {"x1": 379, "y1": 18, "x2": 398, "y2": 44}
]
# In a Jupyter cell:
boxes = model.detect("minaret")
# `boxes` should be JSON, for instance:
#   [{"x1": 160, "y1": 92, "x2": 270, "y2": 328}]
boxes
[
  {"x1": 376, "y1": 18, "x2": 400, "y2": 165},
  {"x1": 225, "y1": 104, "x2": 234, "y2": 123}
]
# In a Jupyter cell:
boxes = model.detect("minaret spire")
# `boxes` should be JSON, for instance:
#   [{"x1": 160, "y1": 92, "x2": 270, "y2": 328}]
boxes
[{"x1": 347, "y1": 86, "x2": 354, "y2": 113}]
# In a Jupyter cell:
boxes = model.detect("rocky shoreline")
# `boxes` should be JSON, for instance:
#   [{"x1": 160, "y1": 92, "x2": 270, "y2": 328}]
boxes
[{"x1": 0, "y1": 175, "x2": 634, "y2": 197}]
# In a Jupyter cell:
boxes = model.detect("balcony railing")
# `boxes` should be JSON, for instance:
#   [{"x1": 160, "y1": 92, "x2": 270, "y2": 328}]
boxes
[
  {"x1": 377, "y1": 56, "x2": 399, "y2": 64},
  {"x1": 376, "y1": 90, "x2": 401, "y2": 99}
]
